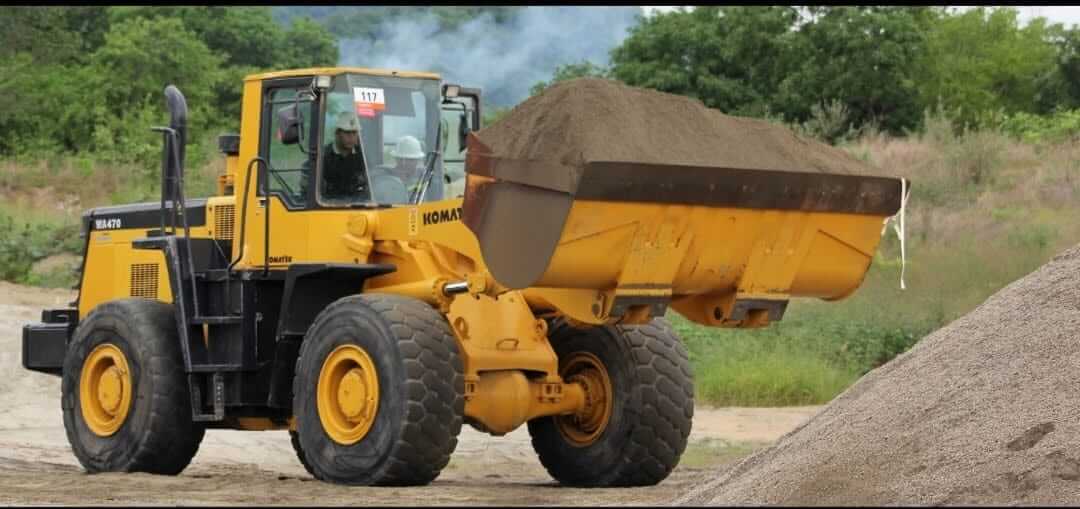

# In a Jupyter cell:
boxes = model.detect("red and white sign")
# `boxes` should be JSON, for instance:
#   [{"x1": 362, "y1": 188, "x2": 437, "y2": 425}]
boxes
[{"x1": 354, "y1": 87, "x2": 385, "y2": 118}]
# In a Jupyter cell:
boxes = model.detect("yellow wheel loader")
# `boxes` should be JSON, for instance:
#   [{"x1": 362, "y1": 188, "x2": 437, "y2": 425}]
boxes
[{"x1": 21, "y1": 67, "x2": 905, "y2": 486}]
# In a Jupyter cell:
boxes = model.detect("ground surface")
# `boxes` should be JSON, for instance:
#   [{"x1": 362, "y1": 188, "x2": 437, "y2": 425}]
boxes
[
  {"x1": 675, "y1": 246, "x2": 1080, "y2": 506},
  {"x1": 0, "y1": 282, "x2": 818, "y2": 505}
]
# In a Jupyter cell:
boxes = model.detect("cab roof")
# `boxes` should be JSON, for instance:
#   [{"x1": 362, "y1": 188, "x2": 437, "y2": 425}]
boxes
[{"x1": 244, "y1": 67, "x2": 442, "y2": 82}]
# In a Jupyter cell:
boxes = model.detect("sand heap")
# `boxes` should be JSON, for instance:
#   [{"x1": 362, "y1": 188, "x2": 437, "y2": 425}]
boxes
[
  {"x1": 676, "y1": 246, "x2": 1080, "y2": 505},
  {"x1": 475, "y1": 78, "x2": 881, "y2": 176}
]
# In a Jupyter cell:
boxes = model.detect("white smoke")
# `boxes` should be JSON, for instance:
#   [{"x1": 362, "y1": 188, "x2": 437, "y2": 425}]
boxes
[{"x1": 338, "y1": 6, "x2": 643, "y2": 107}]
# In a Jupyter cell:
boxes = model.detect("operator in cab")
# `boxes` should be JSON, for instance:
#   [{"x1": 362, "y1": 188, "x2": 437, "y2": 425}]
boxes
[{"x1": 320, "y1": 111, "x2": 369, "y2": 201}]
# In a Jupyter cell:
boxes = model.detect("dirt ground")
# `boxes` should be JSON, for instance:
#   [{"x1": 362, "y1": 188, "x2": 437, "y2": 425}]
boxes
[{"x1": 0, "y1": 282, "x2": 819, "y2": 505}]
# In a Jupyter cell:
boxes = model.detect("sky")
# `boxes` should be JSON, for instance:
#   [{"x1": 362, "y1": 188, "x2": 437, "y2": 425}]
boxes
[
  {"x1": 1014, "y1": 6, "x2": 1080, "y2": 27},
  {"x1": 642, "y1": 6, "x2": 1080, "y2": 28}
]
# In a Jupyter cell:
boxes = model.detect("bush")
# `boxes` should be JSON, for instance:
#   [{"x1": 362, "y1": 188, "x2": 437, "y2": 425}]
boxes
[
  {"x1": 1000, "y1": 109, "x2": 1080, "y2": 144},
  {"x1": 796, "y1": 99, "x2": 853, "y2": 144},
  {"x1": 0, "y1": 211, "x2": 82, "y2": 285},
  {"x1": 918, "y1": 101, "x2": 959, "y2": 145},
  {"x1": 945, "y1": 128, "x2": 1006, "y2": 187}
]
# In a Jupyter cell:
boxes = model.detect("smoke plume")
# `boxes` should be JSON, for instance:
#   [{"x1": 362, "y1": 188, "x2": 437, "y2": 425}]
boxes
[{"x1": 338, "y1": 7, "x2": 643, "y2": 107}]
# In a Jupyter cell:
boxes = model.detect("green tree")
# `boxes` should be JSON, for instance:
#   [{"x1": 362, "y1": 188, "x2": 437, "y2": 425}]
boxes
[
  {"x1": 0, "y1": 7, "x2": 109, "y2": 154},
  {"x1": 530, "y1": 60, "x2": 609, "y2": 96},
  {"x1": 88, "y1": 16, "x2": 224, "y2": 166},
  {"x1": 610, "y1": 6, "x2": 801, "y2": 117},
  {"x1": 104, "y1": 7, "x2": 338, "y2": 127},
  {"x1": 1033, "y1": 24, "x2": 1080, "y2": 113},
  {"x1": 279, "y1": 16, "x2": 340, "y2": 69},
  {"x1": 91, "y1": 16, "x2": 222, "y2": 116},
  {"x1": 778, "y1": 6, "x2": 937, "y2": 134},
  {"x1": 108, "y1": 7, "x2": 278, "y2": 67},
  {"x1": 916, "y1": 7, "x2": 1059, "y2": 127}
]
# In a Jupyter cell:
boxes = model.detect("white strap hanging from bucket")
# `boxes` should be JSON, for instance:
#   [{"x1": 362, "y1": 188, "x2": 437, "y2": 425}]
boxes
[{"x1": 881, "y1": 178, "x2": 910, "y2": 290}]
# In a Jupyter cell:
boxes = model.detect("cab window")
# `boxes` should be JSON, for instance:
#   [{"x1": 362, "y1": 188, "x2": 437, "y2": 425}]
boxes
[
  {"x1": 318, "y1": 74, "x2": 442, "y2": 207},
  {"x1": 263, "y1": 87, "x2": 315, "y2": 208}
]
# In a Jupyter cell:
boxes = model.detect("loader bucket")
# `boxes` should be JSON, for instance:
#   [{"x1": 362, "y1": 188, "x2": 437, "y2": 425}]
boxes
[{"x1": 461, "y1": 134, "x2": 905, "y2": 326}]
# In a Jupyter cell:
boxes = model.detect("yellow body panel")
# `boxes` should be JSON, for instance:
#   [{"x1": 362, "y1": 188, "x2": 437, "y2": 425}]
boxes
[{"x1": 79, "y1": 224, "x2": 210, "y2": 318}]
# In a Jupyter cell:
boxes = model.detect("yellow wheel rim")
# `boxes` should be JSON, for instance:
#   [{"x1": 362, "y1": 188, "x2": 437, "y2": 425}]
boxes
[
  {"x1": 556, "y1": 351, "x2": 613, "y2": 447},
  {"x1": 317, "y1": 344, "x2": 379, "y2": 445},
  {"x1": 79, "y1": 344, "x2": 133, "y2": 437}
]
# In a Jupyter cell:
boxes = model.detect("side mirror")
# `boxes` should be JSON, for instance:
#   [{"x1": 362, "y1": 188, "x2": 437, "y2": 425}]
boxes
[
  {"x1": 277, "y1": 104, "x2": 301, "y2": 145},
  {"x1": 458, "y1": 112, "x2": 471, "y2": 153}
]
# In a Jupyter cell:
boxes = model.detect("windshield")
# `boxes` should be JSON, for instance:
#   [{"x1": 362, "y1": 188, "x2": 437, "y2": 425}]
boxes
[{"x1": 317, "y1": 73, "x2": 443, "y2": 207}]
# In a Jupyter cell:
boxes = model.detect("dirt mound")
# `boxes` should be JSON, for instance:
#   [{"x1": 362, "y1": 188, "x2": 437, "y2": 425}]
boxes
[
  {"x1": 675, "y1": 245, "x2": 1080, "y2": 505},
  {"x1": 476, "y1": 77, "x2": 879, "y2": 176}
]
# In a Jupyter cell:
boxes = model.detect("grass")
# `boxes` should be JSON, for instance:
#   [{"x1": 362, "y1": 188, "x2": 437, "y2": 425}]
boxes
[
  {"x1": 679, "y1": 438, "x2": 760, "y2": 469},
  {"x1": 0, "y1": 137, "x2": 223, "y2": 289},
  {"x1": 674, "y1": 315, "x2": 860, "y2": 406}
]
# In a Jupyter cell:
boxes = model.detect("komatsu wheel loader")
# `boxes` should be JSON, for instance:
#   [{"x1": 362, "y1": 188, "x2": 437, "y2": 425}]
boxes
[{"x1": 21, "y1": 67, "x2": 905, "y2": 486}]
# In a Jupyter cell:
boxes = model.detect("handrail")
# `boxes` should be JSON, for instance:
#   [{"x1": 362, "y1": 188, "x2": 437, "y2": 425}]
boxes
[
  {"x1": 168, "y1": 131, "x2": 200, "y2": 321},
  {"x1": 263, "y1": 156, "x2": 271, "y2": 276},
  {"x1": 224, "y1": 156, "x2": 267, "y2": 312},
  {"x1": 150, "y1": 126, "x2": 176, "y2": 235}
]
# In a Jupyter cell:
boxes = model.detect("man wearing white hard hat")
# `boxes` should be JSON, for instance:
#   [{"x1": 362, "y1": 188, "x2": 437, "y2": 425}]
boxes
[
  {"x1": 320, "y1": 111, "x2": 369, "y2": 200},
  {"x1": 369, "y1": 135, "x2": 426, "y2": 203},
  {"x1": 389, "y1": 135, "x2": 426, "y2": 190}
]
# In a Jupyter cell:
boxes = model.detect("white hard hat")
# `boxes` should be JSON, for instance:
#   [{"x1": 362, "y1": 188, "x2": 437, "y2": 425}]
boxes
[
  {"x1": 391, "y1": 135, "x2": 424, "y2": 159},
  {"x1": 335, "y1": 112, "x2": 360, "y2": 132}
]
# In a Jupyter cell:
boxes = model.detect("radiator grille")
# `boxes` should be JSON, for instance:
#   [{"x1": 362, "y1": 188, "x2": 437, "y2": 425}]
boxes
[
  {"x1": 130, "y1": 263, "x2": 159, "y2": 298},
  {"x1": 214, "y1": 204, "x2": 235, "y2": 240}
]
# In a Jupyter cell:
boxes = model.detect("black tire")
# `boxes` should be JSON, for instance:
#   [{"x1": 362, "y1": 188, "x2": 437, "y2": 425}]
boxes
[
  {"x1": 61, "y1": 298, "x2": 205, "y2": 475},
  {"x1": 292, "y1": 294, "x2": 464, "y2": 486},
  {"x1": 527, "y1": 317, "x2": 694, "y2": 487},
  {"x1": 289, "y1": 429, "x2": 315, "y2": 476}
]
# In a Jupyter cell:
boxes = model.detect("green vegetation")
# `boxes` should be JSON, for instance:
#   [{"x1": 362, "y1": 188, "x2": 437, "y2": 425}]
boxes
[
  {"x1": 679, "y1": 438, "x2": 759, "y2": 469},
  {"x1": 0, "y1": 208, "x2": 82, "y2": 287},
  {"x1": 0, "y1": 7, "x2": 336, "y2": 169},
  {"x1": 1000, "y1": 109, "x2": 1080, "y2": 144},
  {"x1": 535, "y1": 7, "x2": 1080, "y2": 141}
]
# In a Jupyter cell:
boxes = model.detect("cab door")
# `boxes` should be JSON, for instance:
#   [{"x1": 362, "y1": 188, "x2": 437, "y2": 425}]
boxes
[{"x1": 245, "y1": 77, "x2": 320, "y2": 269}]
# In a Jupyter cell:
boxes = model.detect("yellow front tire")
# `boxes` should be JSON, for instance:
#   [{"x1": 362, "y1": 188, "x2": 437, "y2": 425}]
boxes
[
  {"x1": 292, "y1": 294, "x2": 464, "y2": 486},
  {"x1": 61, "y1": 298, "x2": 205, "y2": 475}
]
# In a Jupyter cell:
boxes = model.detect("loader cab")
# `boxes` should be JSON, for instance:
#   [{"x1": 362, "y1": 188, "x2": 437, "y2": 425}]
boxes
[{"x1": 257, "y1": 71, "x2": 479, "y2": 209}]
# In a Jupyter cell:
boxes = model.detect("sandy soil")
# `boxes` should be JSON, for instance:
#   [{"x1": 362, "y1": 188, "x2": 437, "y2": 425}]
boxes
[
  {"x1": 0, "y1": 282, "x2": 819, "y2": 505},
  {"x1": 677, "y1": 246, "x2": 1080, "y2": 506}
]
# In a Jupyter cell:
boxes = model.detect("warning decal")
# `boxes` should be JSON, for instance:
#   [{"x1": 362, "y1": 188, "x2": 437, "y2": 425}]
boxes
[{"x1": 354, "y1": 87, "x2": 385, "y2": 118}]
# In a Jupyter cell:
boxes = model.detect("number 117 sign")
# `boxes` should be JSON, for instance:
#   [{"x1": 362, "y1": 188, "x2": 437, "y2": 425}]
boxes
[{"x1": 354, "y1": 87, "x2": 385, "y2": 118}]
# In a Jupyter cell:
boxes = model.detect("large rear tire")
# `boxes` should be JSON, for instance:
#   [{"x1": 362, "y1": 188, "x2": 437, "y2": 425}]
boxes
[
  {"x1": 289, "y1": 429, "x2": 315, "y2": 476},
  {"x1": 527, "y1": 317, "x2": 694, "y2": 486},
  {"x1": 292, "y1": 294, "x2": 464, "y2": 486},
  {"x1": 61, "y1": 298, "x2": 205, "y2": 475}
]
